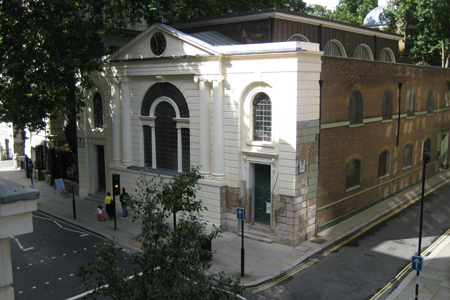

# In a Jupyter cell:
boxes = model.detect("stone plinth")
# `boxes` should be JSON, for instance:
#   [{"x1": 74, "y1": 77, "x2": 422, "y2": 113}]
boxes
[{"x1": 0, "y1": 178, "x2": 39, "y2": 300}]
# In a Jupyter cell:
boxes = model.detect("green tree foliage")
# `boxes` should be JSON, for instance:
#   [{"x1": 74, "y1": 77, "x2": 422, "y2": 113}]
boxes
[
  {"x1": 328, "y1": 0, "x2": 377, "y2": 25},
  {"x1": 382, "y1": 0, "x2": 450, "y2": 67},
  {"x1": 0, "y1": 0, "x2": 303, "y2": 152},
  {"x1": 78, "y1": 167, "x2": 245, "y2": 299},
  {"x1": 304, "y1": 4, "x2": 334, "y2": 18}
]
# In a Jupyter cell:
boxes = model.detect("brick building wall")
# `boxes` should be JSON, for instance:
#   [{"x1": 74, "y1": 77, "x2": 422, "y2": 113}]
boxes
[{"x1": 317, "y1": 57, "x2": 450, "y2": 230}]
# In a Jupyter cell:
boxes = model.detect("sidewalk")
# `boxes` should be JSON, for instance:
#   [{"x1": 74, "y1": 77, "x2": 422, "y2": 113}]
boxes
[{"x1": 2, "y1": 160, "x2": 450, "y2": 298}]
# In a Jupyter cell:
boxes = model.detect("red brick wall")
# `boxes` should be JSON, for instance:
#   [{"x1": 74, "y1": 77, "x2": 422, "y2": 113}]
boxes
[{"x1": 317, "y1": 57, "x2": 450, "y2": 228}]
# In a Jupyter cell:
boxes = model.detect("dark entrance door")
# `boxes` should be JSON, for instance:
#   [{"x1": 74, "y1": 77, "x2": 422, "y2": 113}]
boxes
[
  {"x1": 254, "y1": 164, "x2": 271, "y2": 224},
  {"x1": 97, "y1": 145, "x2": 106, "y2": 191}
]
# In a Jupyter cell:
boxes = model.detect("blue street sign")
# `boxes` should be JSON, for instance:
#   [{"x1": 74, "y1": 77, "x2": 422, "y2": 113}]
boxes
[
  {"x1": 66, "y1": 167, "x2": 74, "y2": 179},
  {"x1": 237, "y1": 207, "x2": 245, "y2": 220},
  {"x1": 411, "y1": 255, "x2": 423, "y2": 271}
]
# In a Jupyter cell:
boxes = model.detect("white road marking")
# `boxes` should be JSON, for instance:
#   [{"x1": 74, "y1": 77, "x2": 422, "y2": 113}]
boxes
[
  {"x1": 10, "y1": 236, "x2": 34, "y2": 251},
  {"x1": 33, "y1": 215, "x2": 89, "y2": 237}
]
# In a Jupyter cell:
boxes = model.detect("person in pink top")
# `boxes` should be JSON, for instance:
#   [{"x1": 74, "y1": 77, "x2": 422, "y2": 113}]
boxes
[{"x1": 96, "y1": 205, "x2": 106, "y2": 221}]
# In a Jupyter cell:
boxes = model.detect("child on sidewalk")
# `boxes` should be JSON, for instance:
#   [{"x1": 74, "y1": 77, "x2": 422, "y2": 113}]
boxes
[{"x1": 96, "y1": 205, "x2": 106, "y2": 221}]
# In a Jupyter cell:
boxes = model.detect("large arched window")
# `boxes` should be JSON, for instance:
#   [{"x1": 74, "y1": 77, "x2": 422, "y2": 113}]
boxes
[
  {"x1": 253, "y1": 93, "x2": 272, "y2": 142},
  {"x1": 349, "y1": 89, "x2": 364, "y2": 125},
  {"x1": 323, "y1": 40, "x2": 347, "y2": 57},
  {"x1": 427, "y1": 89, "x2": 434, "y2": 115},
  {"x1": 379, "y1": 48, "x2": 395, "y2": 62},
  {"x1": 403, "y1": 144, "x2": 413, "y2": 168},
  {"x1": 141, "y1": 83, "x2": 190, "y2": 173},
  {"x1": 354, "y1": 44, "x2": 374, "y2": 60},
  {"x1": 378, "y1": 150, "x2": 390, "y2": 178},
  {"x1": 406, "y1": 89, "x2": 416, "y2": 117},
  {"x1": 381, "y1": 90, "x2": 393, "y2": 120},
  {"x1": 93, "y1": 92, "x2": 103, "y2": 128},
  {"x1": 346, "y1": 159, "x2": 361, "y2": 189}
]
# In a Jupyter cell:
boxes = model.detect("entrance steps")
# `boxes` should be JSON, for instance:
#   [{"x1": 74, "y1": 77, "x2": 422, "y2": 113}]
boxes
[
  {"x1": 85, "y1": 193, "x2": 104, "y2": 204},
  {"x1": 238, "y1": 223, "x2": 276, "y2": 244}
]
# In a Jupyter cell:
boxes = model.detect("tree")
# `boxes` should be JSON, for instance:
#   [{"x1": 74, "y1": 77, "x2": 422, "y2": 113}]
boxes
[
  {"x1": 382, "y1": 0, "x2": 450, "y2": 67},
  {"x1": 0, "y1": 0, "x2": 299, "y2": 154},
  {"x1": 78, "y1": 167, "x2": 245, "y2": 299},
  {"x1": 305, "y1": 4, "x2": 334, "y2": 18},
  {"x1": 328, "y1": 0, "x2": 377, "y2": 25}
]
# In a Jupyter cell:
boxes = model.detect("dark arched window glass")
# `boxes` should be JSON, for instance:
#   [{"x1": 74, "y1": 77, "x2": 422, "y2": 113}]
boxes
[
  {"x1": 253, "y1": 93, "x2": 272, "y2": 141},
  {"x1": 403, "y1": 144, "x2": 413, "y2": 168},
  {"x1": 346, "y1": 159, "x2": 361, "y2": 189},
  {"x1": 349, "y1": 89, "x2": 363, "y2": 125},
  {"x1": 378, "y1": 150, "x2": 390, "y2": 177},
  {"x1": 382, "y1": 90, "x2": 393, "y2": 120},
  {"x1": 93, "y1": 92, "x2": 103, "y2": 128},
  {"x1": 155, "y1": 102, "x2": 177, "y2": 170},
  {"x1": 427, "y1": 89, "x2": 434, "y2": 115},
  {"x1": 407, "y1": 89, "x2": 416, "y2": 117}
]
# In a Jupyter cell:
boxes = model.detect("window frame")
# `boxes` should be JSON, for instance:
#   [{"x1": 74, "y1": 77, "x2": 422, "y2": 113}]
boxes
[
  {"x1": 426, "y1": 89, "x2": 434, "y2": 115},
  {"x1": 378, "y1": 150, "x2": 390, "y2": 179},
  {"x1": 349, "y1": 89, "x2": 364, "y2": 125},
  {"x1": 406, "y1": 89, "x2": 416, "y2": 117},
  {"x1": 346, "y1": 159, "x2": 361, "y2": 191},
  {"x1": 403, "y1": 144, "x2": 413, "y2": 169},
  {"x1": 381, "y1": 90, "x2": 393, "y2": 121},
  {"x1": 323, "y1": 39, "x2": 347, "y2": 57},
  {"x1": 354, "y1": 44, "x2": 374, "y2": 60},
  {"x1": 252, "y1": 92, "x2": 272, "y2": 142}
]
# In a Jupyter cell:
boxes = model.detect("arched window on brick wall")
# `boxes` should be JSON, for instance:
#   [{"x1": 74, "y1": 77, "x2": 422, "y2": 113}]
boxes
[
  {"x1": 349, "y1": 89, "x2": 363, "y2": 125},
  {"x1": 382, "y1": 90, "x2": 393, "y2": 120},
  {"x1": 407, "y1": 89, "x2": 416, "y2": 117},
  {"x1": 378, "y1": 150, "x2": 390, "y2": 178},
  {"x1": 346, "y1": 159, "x2": 361, "y2": 190},
  {"x1": 403, "y1": 144, "x2": 413, "y2": 168},
  {"x1": 324, "y1": 39, "x2": 347, "y2": 57},
  {"x1": 427, "y1": 89, "x2": 434, "y2": 115}
]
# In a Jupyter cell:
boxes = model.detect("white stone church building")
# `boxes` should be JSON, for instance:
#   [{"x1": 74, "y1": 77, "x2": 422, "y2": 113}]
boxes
[{"x1": 78, "y1": 22, "x2": 322, "y2": 245}]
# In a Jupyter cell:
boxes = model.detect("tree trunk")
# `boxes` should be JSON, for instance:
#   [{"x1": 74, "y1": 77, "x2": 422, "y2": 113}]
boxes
[
  {"x1": 63, "y1": 74, "x2": 78, "y2": 155},
  {"x1": 443, "y1": 40, "x2": 446, "y2": 68}
]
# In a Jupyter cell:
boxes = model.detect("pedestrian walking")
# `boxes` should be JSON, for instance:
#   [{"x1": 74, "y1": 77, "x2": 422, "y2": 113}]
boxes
[
  {"x1": 119, "y1": 188, "x2": 129, "y2": 217},
  {"x1": 96, "y1": 205, "x2": 106, "y2": 221},
  {"x1": 105, "y1": 192, "x2": 114, "y2": 220}
]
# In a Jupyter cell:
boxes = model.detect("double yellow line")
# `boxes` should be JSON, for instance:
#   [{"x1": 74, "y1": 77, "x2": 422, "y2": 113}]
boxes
[{"x1": 252, "y1": 178, "x2": 450, "y2": 294}]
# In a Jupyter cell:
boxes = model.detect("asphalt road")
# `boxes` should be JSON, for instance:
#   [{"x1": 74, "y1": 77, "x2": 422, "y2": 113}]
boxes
[
  {"x1": 246, "y1": 182, "x2": 450, "y2": 300},
  {"x1": 10, "y1": 211, "x2": 128, "y2": 300}
]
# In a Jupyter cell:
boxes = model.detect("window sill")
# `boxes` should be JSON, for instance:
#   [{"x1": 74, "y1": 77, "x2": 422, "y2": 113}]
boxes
[
  {"x1": 126, "y1": 166, "x2": 179, "y2": 176},
  {"x1": 349, "y1": 124, "x2": 363, "y2": 128},
  {"x1": 426, "y1": 113, "x2": 434, "y2": 116},
  {"x1": 381, "y1": 119, "x2": 393, "y2": 123},
  {"x1": 247, "y1": 141, "x2": 275, "y2": 148},
  {"x1": 402, "y1": 165, "x2": 412, "y2": 171},
  {"x1": 406, "y1": 116, "x2": 416, "y2": 119},
  {"x1": 377, "y1": 174, "x2": 390, "y2": 180},
  {"x1": 345, "y1": 185, "x2": 360, "y2": 192},
  {"x1": 91, "y1": 128, "x2": 104, "y2": 133}
]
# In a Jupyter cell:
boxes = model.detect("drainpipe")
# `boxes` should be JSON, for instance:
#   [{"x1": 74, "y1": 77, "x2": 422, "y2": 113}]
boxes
[{"x1": 396, "y1": 83, "x2": 403, "y2": 147}]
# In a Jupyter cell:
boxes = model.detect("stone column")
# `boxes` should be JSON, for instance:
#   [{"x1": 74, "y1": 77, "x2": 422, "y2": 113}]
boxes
[
  {"x1": 212, "y1": 78, "x2": 225, "y2": 179},
  {"x1": 111, "y1": 82, "x2": 122, "y2": 165},
  {"x1": 120, "y1": 79, "x2": 132, "y2": 166},
  {"x1": 194, "y1": 76, "x2": 211, "y2": 177},
  {"x1": 177, "y1": 127, "x2": 183, "y2": 173}
]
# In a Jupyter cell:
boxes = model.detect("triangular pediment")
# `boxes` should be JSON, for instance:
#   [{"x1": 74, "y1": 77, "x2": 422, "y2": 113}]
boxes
[{"x1": 108, "y1": 24, "x2": 219, "y2": 61}]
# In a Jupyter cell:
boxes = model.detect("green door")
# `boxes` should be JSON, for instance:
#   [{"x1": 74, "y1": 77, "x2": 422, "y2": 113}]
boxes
[{"x1": 254, "y1": 164, "x2": 271, "y2": 224}]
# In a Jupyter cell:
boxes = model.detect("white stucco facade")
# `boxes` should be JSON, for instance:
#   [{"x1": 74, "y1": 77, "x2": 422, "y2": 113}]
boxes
[{"x1": 78, "y1": 24, "x2": 322, "y2": 245}]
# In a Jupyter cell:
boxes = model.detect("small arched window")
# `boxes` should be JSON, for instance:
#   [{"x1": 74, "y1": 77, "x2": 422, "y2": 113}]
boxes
[
  {"x1": 378, "y1": 150, "x2": 390, "y2": 178},
  {"x1": 354, "y1": 44, "x2": 374, "y2": 60},
  {"x1": 288, "y1": 34, "x2": 310, "y2": 42},
  {"x1": 346, "y1": 159, "x2": 361, "y2": 189},
  {"x1": 253, "y1": 93, "x2": 272, "y2": 142},
  {"x1": 349, "y1": 89, "x2": 364, "y2": 125},
  {"x1": 381, "y1": 90, "x2": 393, "y2": 120},
  {"x1": 403, "y1": 144, "x2": 413, "y2": 168},
  {"x1": 427, "y1": 89, "x2": 434, "y2": 115},
  {"x1": 93, "y1": 92, "x2": 103, "y2": 128},
  {"x1": 406, "y1": 89, "x2": 416, "y2": 117},
  {"x1": 323, "y1": 40, "x2": 347, "y2": 57},
  {"x1": 379, "y1": 48, "x2": 396, "y2": 62}
]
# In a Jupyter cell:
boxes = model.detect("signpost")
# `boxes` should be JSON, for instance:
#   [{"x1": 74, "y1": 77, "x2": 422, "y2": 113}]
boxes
[
  {"x1": 66, "y1": 167, "x2": 76, "y2": 219},
  {"x1": 237, "y1": 207, "x2": 245, "y2": 277},
  {"x1": 411, "y1": 255, "x2": 423, "y2": 272}
]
